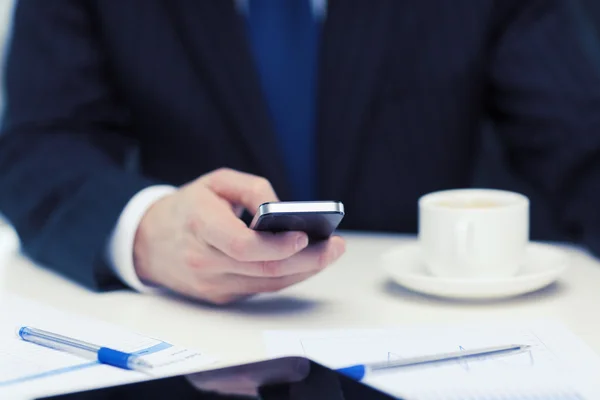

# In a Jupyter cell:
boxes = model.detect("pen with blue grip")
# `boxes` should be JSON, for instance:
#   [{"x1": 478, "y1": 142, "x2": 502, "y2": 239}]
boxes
[
  {"x1": 19, "y1": 325, "x2": 528, "y2": 380},
  {"x1": 336, "y1": 343, "x2": 530, "y2": 381},
  {"x1": 18, "y1": 326, "x2": 153, "y2": 372}
]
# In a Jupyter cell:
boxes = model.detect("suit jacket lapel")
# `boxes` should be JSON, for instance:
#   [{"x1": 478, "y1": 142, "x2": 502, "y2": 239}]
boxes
[
  {"x1": 163, "y1": 0, "x2": 291, "y2": 198},
  {"x1": 164, "y1": 0, "x2": 394, "y2": 201},
  {"x1": 316, "y1": 0, "x2": 394, "y2": 200}
]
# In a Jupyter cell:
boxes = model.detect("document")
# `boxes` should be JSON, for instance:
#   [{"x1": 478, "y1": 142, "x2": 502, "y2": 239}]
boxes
[
  {"x1": 264, "y1": 320, "x2": 600, "y2": 399},
  {"x1": 0, "y1": 294, "x2": 216, "y2": 399}
]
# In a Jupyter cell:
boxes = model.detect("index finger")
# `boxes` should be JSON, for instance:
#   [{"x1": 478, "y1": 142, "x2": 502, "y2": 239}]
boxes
[
  {"x1": 195, "y1": 192, "x2": 308, "y2": 262},
  {"x1": 202, "y1": 168, "x2": 279, "y2": 214}
]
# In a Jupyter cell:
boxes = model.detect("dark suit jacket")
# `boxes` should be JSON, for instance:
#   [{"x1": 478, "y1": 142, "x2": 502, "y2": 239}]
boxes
[
  {"x1": 583, "y1": 0, "x2": 600, "y2": 34},
  {"x1": 2, "y1": 0, "x2": 600, "y2": 291}
]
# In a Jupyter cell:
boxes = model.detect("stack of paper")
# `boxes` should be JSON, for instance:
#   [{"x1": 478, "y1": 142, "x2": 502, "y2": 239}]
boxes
[
  {"x1": 264, "y1": 320, "x2": 600, "y2": 399},
  {"x1": 0, "y1": 294, "x2": 217, "y2": 399}
]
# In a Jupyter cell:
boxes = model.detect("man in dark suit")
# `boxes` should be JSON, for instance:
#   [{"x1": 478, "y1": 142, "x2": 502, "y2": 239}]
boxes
[
  {"x1": 582, "y1": 0, "x2": 600, "y2": 33},
  {"x1": 1, "y1": 0, "x2": 600, "y2": 304}
]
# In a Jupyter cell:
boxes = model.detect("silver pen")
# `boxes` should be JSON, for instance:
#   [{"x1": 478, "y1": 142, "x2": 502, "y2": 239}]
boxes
[
  {"x1": 336, "y1": 343, "x2": 531, "y2": 380},
  {"x1": 18, "y1": 326, "x2": 153, "y2": 372}
]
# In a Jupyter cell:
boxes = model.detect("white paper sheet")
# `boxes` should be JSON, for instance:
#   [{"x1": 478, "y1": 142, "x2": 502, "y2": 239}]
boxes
[
  {"x1": 0, "y1": 294, "x2": 217, "y2": 399},
  {"x1": 264, "y1": 320, "x2": 600, "y2": 399}
]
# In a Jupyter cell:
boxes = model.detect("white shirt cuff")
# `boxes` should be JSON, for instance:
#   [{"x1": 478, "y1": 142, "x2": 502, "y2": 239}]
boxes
[{"x1": 107, "y1": 185, "x2": 177, "y2": 293}]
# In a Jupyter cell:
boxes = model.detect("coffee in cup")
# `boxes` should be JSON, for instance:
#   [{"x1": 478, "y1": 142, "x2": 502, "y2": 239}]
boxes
[{"x1": 418, "y1": 189, "x2": 529, "y2": 279}]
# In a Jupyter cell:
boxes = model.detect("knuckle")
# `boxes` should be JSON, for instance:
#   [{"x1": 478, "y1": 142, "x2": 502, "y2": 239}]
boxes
[
  {"x1": 259, "y1": 260, "x2": 283, "y2": 278},
  {"x1": 227, "y1": 234, "x2": 253, "y2": 259},
  {"x1": 258, "y1": 278, "x2": 289, "y2": 293},
  {"x1": 184, "y1": 214, "x2": 204, "y2": 235},
  {"x1": 204, "y1": 167, "x2": 235, "y2": 187},
  {"x1": 213, "y1": 167, "x2": 234, "y2": 179},
  {"x1": 317, "y1": 251, "x2": 330, "y2": 270},
  {"x1": 251, "y1": 177, "x2": 273, "y2": 197},
  {"x1": 183, "y1": 250, "x2": 209, "y2": 270}
]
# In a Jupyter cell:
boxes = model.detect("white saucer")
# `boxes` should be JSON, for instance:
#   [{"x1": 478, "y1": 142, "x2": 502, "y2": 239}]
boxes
[{"x1": 381, "y1": 242, "x2": 570, "y2": 300}]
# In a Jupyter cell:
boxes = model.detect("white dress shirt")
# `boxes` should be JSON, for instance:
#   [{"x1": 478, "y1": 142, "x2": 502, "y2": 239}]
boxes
[{"x1": 107, "y1": 0, "x2": 328, "y2": 292}]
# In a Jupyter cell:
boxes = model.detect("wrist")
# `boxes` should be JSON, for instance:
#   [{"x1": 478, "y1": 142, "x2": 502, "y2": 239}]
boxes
[
  {"x1": 107, "y1": 184, "x2": 176, "y2": 293},
  {"x1": 132, "y1": 191, "x2": 174, "y2": 286}
]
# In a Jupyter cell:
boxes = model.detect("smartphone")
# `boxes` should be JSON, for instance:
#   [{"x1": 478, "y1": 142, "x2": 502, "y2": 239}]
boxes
[{"x1": 249, "y1": 201, "x2": 345, "y2": 242}]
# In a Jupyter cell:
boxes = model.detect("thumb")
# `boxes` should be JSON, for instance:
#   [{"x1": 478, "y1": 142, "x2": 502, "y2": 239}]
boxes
[{"x1": 201, "y1": 168, "x2": 279, "y2": 214}]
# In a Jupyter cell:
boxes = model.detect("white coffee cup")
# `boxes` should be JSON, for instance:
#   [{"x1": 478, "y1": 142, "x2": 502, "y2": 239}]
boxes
[{"x1": 418, "y1": 189, "x2": 529, "y2": 279}]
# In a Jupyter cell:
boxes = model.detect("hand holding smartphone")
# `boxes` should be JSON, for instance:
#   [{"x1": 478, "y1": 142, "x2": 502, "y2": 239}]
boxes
[{"x1": 249, "y1": 201, "x2": 345, "y2": 242}]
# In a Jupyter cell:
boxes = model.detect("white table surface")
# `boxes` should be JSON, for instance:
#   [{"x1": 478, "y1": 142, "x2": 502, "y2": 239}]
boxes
[{"x1": 1, "y1": 221, "x2": 600, "y2": 370}]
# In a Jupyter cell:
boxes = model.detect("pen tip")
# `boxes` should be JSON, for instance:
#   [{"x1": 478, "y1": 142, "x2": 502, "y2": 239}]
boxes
[{"x1": 132, "y1": 358, "x2": 154, "y2": 369}]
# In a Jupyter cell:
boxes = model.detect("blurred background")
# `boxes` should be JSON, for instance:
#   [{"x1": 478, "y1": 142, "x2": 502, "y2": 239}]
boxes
[
  {"x1": 0, "y1": 0, "x2": 15, "y2": 124},
  {"x1": 0, "y1": 0, "x2": 15, "y2": 231},
  {"x1": 472, "y1": 0, "x2": 600, "y2": 243},
  {"x1": 0, "y1": 0, "x2": 599, "y2": 242}
]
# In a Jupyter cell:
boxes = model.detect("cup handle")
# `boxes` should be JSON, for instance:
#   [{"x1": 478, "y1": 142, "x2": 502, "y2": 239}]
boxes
[{"x1": 455, "y1": 221, "x2": 474, "y2": 261}]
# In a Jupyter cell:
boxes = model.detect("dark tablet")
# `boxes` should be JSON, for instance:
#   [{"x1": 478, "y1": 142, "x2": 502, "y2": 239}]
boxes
[{"x1": 36, "y1": 356, "x2": 400, "y2": 400}]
